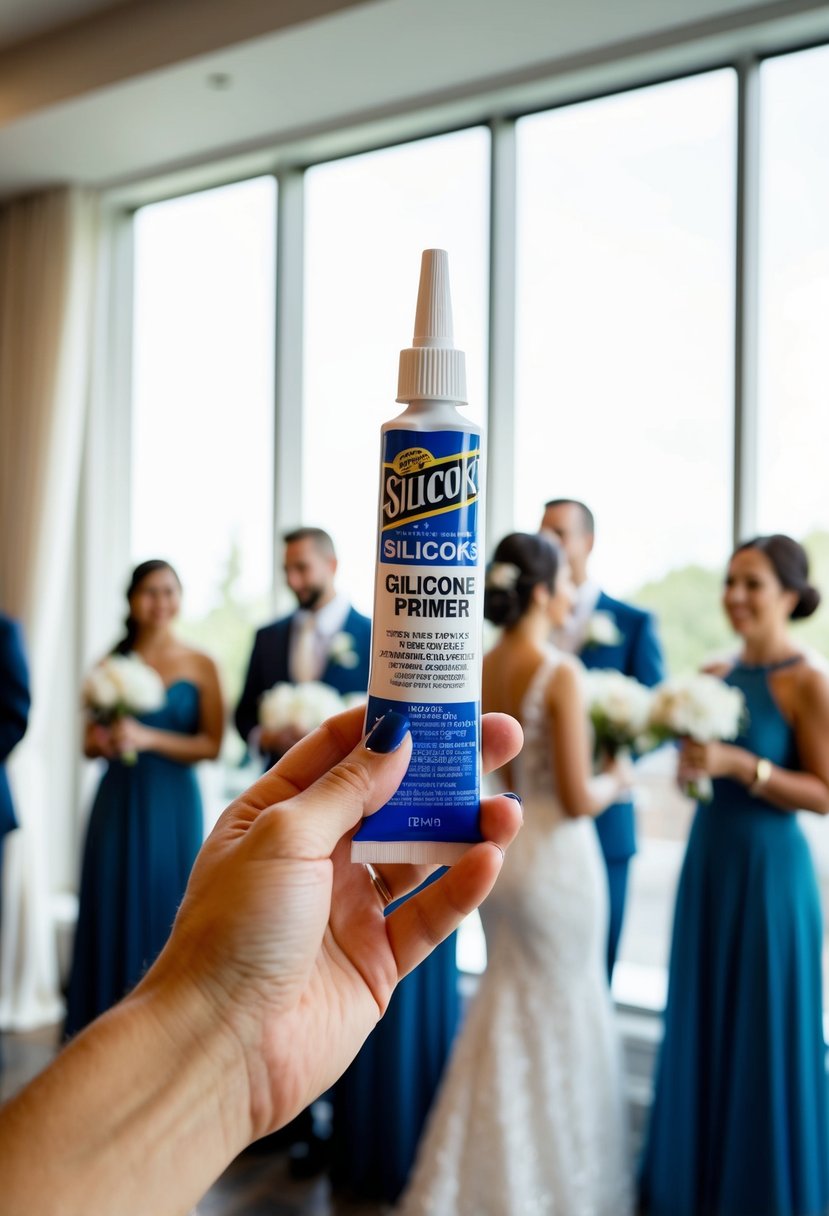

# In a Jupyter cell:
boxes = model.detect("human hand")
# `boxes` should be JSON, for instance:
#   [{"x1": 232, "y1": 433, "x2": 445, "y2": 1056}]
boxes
[
  {"x1": 259, "y1": 725, "x2": 305, "y2": 756},
  {"x1": 111, "y1": 716, "x2": 152, "y2": 759},
  {"x1": 142, "y1": 705, "x2": 523, "y2": 1148},
  {"x1": 601, "y1": 750, "x2": 635, "y2": 796},
  {"x1": 90, "y1": 723, "x2": 118, "y2": 760},
  {"x1": 679, "y1": 739, "x2": 732, "y2": 781}
]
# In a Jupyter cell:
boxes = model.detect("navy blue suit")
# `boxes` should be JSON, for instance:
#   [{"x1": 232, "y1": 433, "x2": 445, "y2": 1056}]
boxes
[
  {"x1": 235, "y1": 606, "x2": 372, "y2": 766},
  {"x1": 0, "y1": 613, "x2": 30, "y2": 1040},
  {"x1": 579, "y1": 591, "x2": 665, "y2": 978},
  {"x1": 0, "y1": 614, "x2": 29, "y2": 846}
]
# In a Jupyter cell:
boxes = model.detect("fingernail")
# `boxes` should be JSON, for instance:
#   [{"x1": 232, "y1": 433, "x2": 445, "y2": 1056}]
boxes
[
  {"x1": 503, "y1": 792, "x2": 522, "y2": 805},
  {"x1": 365, "y1": 711, "x2": 411, "y2": 754}
]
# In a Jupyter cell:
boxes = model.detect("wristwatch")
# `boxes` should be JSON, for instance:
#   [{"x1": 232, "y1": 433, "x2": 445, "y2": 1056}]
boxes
[{"x1": 749, "y1": 757, "x2": 772, "y2": 796}]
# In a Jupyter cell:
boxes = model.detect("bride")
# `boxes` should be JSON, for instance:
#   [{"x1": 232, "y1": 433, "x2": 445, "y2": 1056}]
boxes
[{"x1": 398, "y1": 531, "x2": 633, "y2": 1216}]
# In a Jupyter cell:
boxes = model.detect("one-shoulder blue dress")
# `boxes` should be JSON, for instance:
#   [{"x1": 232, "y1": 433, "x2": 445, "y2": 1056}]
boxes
[
  {"x1": 641, "y1": 658, "x2": 829, "y2": 1215},
  {"x1": 65, "y1": 680, "x2": 203, "y2": 1036}
]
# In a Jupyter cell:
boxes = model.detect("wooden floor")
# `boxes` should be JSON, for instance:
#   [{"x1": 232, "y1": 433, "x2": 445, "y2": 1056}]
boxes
[{"x1": 0, "y1": 1026, "x2": 387, "y2": 1216}]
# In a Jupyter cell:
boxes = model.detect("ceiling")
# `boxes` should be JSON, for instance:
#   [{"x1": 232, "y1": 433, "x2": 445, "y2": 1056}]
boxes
[
  {"x1": 1, "y1": 0, "x2": 828, "y2": 201},
  {"x1": 0, "y1": 0, "x2": 133, "y2": 49}
]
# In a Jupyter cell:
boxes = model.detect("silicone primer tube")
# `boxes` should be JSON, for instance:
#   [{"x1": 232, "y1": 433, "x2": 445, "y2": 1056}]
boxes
[{"x1": 352, "y1": 249, "x2": 484, "y2": 866}]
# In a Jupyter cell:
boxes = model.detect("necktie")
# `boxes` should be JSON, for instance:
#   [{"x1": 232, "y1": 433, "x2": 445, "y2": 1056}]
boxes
[{"x1": 292, "y1": 614, "x2": 318, "y2": 683}]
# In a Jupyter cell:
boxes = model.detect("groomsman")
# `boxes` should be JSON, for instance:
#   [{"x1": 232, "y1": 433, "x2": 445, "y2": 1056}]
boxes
[
  {"x1": 540, "y1": 499, "x2": 665, "y2": 981},
  {"x1": 0, "y1": 612, "x2": 30, "y2": 1067},
  {"x1": 235, "y1": 526, "x2": 372, "y2": 769}
]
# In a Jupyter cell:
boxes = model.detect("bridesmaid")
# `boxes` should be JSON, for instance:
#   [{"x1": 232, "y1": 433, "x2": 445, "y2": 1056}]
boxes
[
  {"x1": 65, "y1": 560, "x2": 223, "y2": 1037},
  {"x1": 640, "y1": 534, "x2": 829, "y2": 1216}
]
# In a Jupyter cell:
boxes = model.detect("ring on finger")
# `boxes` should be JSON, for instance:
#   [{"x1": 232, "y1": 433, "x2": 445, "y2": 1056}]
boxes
[{"x1": 364, "y1": 862, "x2": 393, "y2": 908}]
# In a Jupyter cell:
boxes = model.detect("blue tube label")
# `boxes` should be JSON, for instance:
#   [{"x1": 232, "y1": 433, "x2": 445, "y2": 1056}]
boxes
[{"x1": 355, "y1": 427, "x2": 483, "y2": 847}]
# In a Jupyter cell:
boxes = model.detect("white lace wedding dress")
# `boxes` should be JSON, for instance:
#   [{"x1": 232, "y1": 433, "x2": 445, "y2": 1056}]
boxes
[{"x1": 398, "y1": 652, "x2": 633, "y2": 1216}]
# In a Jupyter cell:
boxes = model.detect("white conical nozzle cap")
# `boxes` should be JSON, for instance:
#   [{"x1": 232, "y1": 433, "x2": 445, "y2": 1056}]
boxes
[{"x1": 397, "y1": 249, "x2": 467, "y2": 403}]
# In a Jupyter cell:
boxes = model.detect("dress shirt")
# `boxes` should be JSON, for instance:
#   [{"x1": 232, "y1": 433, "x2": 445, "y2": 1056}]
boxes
[
  {"x1": 289, "y1": 593, "x2": 351, "y2": 683},
  {"x1": 552, "y1": 578, "x2": 601, "y2": 655}
]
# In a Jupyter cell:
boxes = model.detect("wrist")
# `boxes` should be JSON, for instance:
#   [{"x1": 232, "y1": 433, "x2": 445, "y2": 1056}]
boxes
[
  {"x1": 135, "y1": 948, "x2": 254, "y2": 1159},
  {"x1": 727, "y1": 747, "x2": 755, "y2": 785},
  {"x1": 747, "y1": 754, "x2": 773, "y2": 796}
]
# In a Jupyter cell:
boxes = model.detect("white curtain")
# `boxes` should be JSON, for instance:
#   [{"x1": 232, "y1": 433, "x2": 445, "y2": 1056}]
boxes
[{"x1": 0, "y1": 187, "x2": 99, "y2": 1029}]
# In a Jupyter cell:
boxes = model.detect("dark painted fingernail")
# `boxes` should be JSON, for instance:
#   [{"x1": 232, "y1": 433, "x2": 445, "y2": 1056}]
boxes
[
  {"x1": 365, "y1": 711, "x2": 411, "y2": 754},
  {"x1": 503, "y1": 792, "x2": 523, "y2": 820}
]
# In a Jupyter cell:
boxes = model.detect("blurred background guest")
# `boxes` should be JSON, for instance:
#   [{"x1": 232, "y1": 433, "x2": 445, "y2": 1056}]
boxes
[
  {"x1": 64, "y1": 560, "x2": 223, "y2": 1037},
  {"x1": 541, "y1": 498, "x2": 666, "y2": 979},
  {"x1": 641, "y1": 534, "x2": 829, "y2": 1216},
  {"x1": 0, "y1": 613, "x2": 30, "y2": 1068},
  {"x1": 235, "y1": 527, "x2": 371, "y2": 768}
]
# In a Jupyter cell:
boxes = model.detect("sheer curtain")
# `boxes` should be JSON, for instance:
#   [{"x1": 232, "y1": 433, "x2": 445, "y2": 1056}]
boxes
[{"x1": 0, "y1": 187, "x2": 99, "y2": 1028}]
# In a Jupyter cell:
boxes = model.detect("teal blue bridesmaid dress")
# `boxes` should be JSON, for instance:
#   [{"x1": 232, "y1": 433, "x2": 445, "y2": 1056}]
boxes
[
  {"x1": 65, "y1": 680, "x2": 203, "y2": 1037},
  {"x1": 641, "y1": 658, "x2": 829, "y2": 1216}
]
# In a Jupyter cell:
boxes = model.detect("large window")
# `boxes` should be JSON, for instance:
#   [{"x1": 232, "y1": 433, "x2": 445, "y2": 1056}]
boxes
[
  {"x1": 303, "y1": 128, "x2": 491, "y2": 615},
  {"x1": 121, "y1": 45, "x2": 829, "y2": 999},
  {"x1": 757, "y1": 44, "x2": 829, "y2": 995},
  {"x1": 131, "y1": 177, "x2": 277, "y2": 724},
  {"x1": 515, "y1": 71, "x2": 738, "y2": 993},
  {"x1": 757, "y1": 44, "x2": 829, "y2": 658}
]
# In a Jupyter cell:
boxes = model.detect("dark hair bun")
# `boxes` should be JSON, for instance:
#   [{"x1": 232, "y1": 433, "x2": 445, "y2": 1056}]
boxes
[
  {"x1": 484, "y1": 586, "x2": 522, "y2": 629},
  {"x1": 792, "y1": 584, "x2": 821, "y2": 620},
  {"x1": 483, "y1": 533, "x2": 561, "y2": 628}
]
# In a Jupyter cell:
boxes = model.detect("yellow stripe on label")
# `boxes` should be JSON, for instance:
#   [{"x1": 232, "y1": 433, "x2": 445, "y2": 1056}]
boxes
[{"x1": 381, "y1": 495, "x2": 479, "y2": 532}]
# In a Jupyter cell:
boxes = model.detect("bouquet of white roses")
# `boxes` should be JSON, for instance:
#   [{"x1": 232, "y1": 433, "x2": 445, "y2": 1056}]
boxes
[
  {"x1": 647, "y1": 674, "x2": 746, "y2": 801},
  {"x1": 582, "y1": 669, "x2": 654, "y2": 761},
  {"x1": 82, "y1": 654, "x2": 166, "y2": 764},
  {"x1": 259, "y1": 681, "x2": 349, "y2": 736}
]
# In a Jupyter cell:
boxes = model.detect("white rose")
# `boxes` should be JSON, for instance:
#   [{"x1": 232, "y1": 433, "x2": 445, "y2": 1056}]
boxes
[
  {"x1": 585, "y1": 611, "x2": 623, "y2": 648},
  {"x1": 648, "y1": 674, "x2": 744, "y2": 743},
  {"x1": 259, "y1": 681, "x2": 345, "y2": 733},
  {"x1": 83, "y1": 654, "x2": 164, "y2": 715},
  {"x1": 328, "y1": 631, "x2": 360, "y2": 669}
]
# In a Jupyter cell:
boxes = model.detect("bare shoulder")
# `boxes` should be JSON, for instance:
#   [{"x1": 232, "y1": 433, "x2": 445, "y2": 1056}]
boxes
[
  {"x1": 794, "y1": 660, "x2": 829, "y2": 713},
  {"x1": 545, "y1": 653, "x2": 582, "y2": 705},
  {"x1": 178, "y1": 645, "x2": 220, "y2": 684}
]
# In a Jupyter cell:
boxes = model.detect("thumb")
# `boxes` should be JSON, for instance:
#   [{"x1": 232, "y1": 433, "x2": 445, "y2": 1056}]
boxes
[{"x1": 249, "y1": 711, "x2": 413, "y2": 861}]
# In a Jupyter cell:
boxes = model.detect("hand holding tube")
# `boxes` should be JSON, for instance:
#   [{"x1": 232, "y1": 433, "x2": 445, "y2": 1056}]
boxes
[{"x1": 0, "y1": 704, "x2": 523, "y2": 1216}]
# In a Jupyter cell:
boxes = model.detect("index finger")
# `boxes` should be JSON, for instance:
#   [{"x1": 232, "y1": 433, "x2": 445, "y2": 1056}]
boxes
[
  {"x1": 228, "y1": 707, "x2": 522, "y2": 823},
  {"x1": 235, "y1": 706, "x2": 365, "y2": 816}
]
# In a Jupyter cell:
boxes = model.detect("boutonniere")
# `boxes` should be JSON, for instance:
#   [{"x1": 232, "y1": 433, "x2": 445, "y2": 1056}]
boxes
[
  {"x1": 328, "y1": 631, "x2": 360, "y2": 669},
  {"x1": 584, "y1": 610, "x2": 623, "y2": 649}
]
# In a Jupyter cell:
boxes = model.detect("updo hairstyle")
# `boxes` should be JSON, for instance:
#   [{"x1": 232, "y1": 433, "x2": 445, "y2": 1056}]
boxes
[{"x1": 484, "y1": 532, "x2": 561, "y2": 629}]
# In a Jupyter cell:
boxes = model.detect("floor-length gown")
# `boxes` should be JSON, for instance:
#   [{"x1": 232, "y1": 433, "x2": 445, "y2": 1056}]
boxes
[
  {"x1": 640, "y1": 657, "x2": 829, "y2": 1216},
  {"x1": 399, "y1": 652, "x2": 633, "y2": 1216},
  {"x1": 65, "y1": 680, "x2": 203, "y2": 1036}
]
